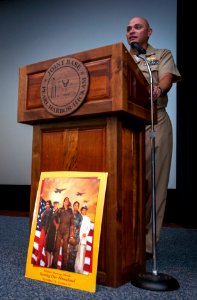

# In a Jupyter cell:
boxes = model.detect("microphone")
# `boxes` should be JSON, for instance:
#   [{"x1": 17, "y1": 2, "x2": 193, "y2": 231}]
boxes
[{"x1": 130, "y1": 42, "x2": 146, "y2": 54}]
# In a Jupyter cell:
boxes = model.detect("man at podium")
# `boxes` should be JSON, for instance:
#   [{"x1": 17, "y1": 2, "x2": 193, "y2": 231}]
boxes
[{"x1": 126, "y1": 16, "x2": 181, "y2": 259}]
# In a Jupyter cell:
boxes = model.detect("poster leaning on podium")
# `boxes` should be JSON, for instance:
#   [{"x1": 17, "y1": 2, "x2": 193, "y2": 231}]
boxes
[{"x1": 18, "y1": 42, "x2": 151, "y2": 288}]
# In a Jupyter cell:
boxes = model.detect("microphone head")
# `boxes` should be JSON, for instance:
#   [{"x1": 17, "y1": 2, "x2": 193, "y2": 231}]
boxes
[{"x1": 130, "y1": 42, "x2": 146, "y2": 54}]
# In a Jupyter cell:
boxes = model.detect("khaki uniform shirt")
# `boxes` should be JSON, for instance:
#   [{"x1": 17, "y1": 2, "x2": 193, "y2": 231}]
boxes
[{"x1": 133, "y1": 44, "x2": 181, "y2": 109}]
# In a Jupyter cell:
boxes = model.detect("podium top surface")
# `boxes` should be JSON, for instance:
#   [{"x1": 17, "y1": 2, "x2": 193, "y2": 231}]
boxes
[{"x1": 18, "y1": 42, "x2": 151, "y2": 125}]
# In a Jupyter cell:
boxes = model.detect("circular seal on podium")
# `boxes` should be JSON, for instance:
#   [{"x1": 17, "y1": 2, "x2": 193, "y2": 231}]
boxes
[{"x1": 40, "y1": 57, "x2": 89, "y2": 116}]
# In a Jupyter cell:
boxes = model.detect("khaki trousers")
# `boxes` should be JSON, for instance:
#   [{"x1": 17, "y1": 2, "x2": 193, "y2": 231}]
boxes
[{"x1": 145, "y1": 108, "x2": 173, "y2": 253}]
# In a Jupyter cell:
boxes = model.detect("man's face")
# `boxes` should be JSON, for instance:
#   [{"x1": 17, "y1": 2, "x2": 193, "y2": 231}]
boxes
[
  {"x1": 81, "y1": 208, "x2": 87, "y2": 215},
  {"x1": 126, "y1": 17, "x2": 152, "y2": 47}
]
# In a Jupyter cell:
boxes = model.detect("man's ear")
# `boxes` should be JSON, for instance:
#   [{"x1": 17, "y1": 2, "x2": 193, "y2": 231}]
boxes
[{"x1": 148, "y1": 28, "x2": 152, "y2": 38}]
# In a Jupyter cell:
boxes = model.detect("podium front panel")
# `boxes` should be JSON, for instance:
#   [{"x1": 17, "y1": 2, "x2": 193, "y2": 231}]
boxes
[{"x1": 30, "y1": 115, "x2": 145, "y2": 287}]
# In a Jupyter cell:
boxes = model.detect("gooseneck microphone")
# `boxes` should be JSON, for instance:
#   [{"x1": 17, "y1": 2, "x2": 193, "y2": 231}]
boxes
[{"x1": 130, "y1": 42, "x2": 146, "y2": 54}]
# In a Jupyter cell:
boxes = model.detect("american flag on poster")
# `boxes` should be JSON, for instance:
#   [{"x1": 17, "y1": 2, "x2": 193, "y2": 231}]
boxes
[
  {"x1": 83, "y1": 222, "x2": 94, "y2": 274},
  {"x1": 36, "y1": 198, "x2": 46, "y2": 231},
  {"x1": 31, "y1": 199, "x2": 94, "y2": 274},
  {"x1": 31, "y1": 198, "x2": 46, "y2": 266}
]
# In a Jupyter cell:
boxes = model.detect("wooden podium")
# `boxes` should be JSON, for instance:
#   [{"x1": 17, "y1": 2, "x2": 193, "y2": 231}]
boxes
[{"x1": 18, "y1": 42, "x2": 151, "y2": 288}]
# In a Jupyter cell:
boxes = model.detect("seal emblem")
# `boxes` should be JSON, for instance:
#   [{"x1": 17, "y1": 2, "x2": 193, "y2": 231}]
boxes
[{"x1": 40, "y1": 57, "x2": 89, "y2": 116}]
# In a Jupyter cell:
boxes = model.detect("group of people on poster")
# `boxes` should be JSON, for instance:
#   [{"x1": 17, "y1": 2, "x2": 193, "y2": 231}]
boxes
[{"x1": 35, "y1": 196, "x2": 91, "y2": 274}]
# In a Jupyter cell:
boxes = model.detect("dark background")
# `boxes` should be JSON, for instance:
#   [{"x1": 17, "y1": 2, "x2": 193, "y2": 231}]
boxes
[{"x1": 175, "y1": 1, "x2": 196, "y2": 227}]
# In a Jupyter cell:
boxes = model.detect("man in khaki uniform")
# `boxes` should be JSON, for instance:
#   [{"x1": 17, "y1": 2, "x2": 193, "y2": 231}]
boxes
[{"x1": 126, "y1": 16, "x2": 181, "y2": 257}]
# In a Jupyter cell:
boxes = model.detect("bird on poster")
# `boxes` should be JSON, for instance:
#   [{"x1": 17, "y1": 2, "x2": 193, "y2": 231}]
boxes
[
  {"x1": 76, "y1": 192, "x2": 85, "y2": 196},
  {"x1": 54, "y1": 188, "x2": 66, "y2": 194}
]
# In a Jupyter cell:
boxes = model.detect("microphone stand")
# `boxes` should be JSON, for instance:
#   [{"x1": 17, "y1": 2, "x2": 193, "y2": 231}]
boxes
[{"x1": 130, "y1": 52, "x2": 180, "y2": 291}]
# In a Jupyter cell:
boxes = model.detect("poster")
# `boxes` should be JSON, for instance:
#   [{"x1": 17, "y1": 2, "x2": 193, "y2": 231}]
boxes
[{"x1": 25, "y1": 171, "x2": 108, "y2": 293}]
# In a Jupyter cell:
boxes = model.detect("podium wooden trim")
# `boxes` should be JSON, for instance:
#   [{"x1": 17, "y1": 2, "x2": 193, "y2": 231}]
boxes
[{"x1": 18, "y1": 42, "x2": 151, "y2": 288}]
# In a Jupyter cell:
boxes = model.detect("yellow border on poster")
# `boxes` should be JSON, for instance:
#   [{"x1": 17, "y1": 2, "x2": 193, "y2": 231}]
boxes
[{"x1": 25, "y1": 171, "x2": 108, "y2": 293}]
